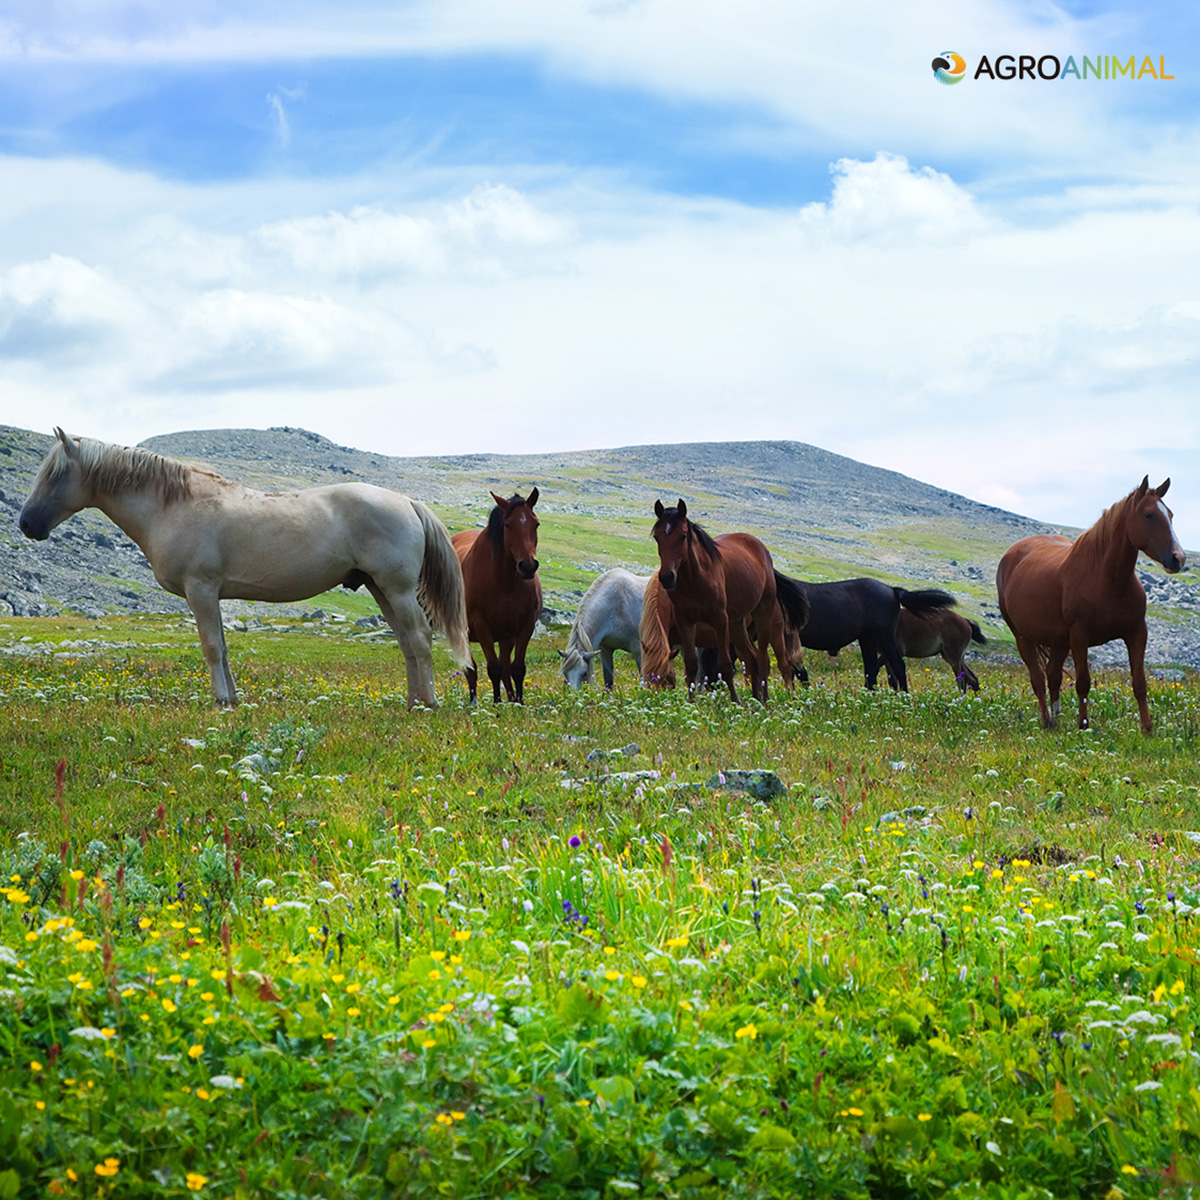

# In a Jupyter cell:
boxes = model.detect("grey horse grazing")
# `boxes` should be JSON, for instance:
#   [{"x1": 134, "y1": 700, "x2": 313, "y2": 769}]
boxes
[
  {"x1": 559, "y1": 568, "x2": 652, "y2": 688},
  {"x1": 19, "y1": 429, "x2": 471, "y2": 709}
]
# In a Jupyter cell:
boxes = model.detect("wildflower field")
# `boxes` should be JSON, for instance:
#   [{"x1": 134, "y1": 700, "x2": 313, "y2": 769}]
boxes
[{"x1": 3, "y1": 614, "x2": 1200, "y2": 1199}]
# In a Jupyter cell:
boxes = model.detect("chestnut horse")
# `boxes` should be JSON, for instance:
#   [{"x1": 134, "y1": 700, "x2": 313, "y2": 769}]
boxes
[
  {"x1": 649, "y1": 499, "x2": 808, "y2": 702},
  {"x1": 996, "y1": 477, "x2": 1185, "y2": 733},
  {"x1": 886, "y1": 608, "x2": 986, "y2": 692},
  {"x1": 452, "y1": 489, "x2": 542, "y2": 703},
  {"x1": 639, "y1": 571, "x2": 807, "y2": 691}
]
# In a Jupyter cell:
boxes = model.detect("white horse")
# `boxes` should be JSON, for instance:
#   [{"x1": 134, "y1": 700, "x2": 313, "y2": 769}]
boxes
[
  {"x1": 19, "y1": 429, "x2": 471, "y2": 709},
  {"x1": 559, "y1": 568, "x2": 651, "y2": 689}
]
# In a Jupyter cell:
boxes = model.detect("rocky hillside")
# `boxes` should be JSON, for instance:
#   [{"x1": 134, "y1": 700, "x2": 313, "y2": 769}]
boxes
[{"x1": 2, "y1": 424, "x2": 1197, "y2": 665}]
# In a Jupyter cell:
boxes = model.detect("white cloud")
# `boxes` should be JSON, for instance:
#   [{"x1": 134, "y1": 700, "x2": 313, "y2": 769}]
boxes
[
  {"x1": 799, "y1": 152, "x2": 988, "y2": 247},
  {"x1": 1, "y1": 149, "x2": 1199, "y2": 539},
  {"x1": 252, "y1": 184, "x2": 571, "y2": 283}
]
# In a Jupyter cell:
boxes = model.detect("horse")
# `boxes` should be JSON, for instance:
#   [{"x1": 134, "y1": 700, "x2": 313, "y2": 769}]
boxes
[
  {"x1": 996, "y1": 477, "x2": 1185, "y2": 733},
  {"x1": 18, "y1": 428, "x2": 471, "y2": 708},
  {"x1": 639, "y1": 570, "x2": 807, "y2": 691},
  {"x1": 886, "y1": 608, "x2": 986, "y2": 692},
  {"x1": 649, "y1": 499, "x2": 808, "y2": 702},
  {"x1": 452, "y1": 489, "x2": 542, "y2": 703},
  {"x1": 559, "y1": 568, "x2": 651, "y2": 689},
  {"x1": 784, "y1": 575, "x2": 955, "y2": 691}
]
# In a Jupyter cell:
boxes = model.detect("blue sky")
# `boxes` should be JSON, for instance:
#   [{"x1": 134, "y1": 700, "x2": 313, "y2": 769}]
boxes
[{"x1": 1, "y1": 0, "x2": 1199, "y2": 542}]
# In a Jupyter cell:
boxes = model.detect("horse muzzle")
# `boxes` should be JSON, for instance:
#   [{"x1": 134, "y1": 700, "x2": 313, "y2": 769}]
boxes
[
  {"x1": 517, "y1": 559, "x2": 539, "y2": 580},
  {"x1": 18, "y1": 506, "x2": 50, "y2": 541},
  {"x1": 659, "y1": 569, "x2": 677, "y2": 591},
  {"x1": 1162, "y1": 548, "x2": 1187, "y2": 574}
]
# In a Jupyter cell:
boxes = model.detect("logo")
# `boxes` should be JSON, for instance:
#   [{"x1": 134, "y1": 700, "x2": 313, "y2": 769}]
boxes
[{"x1": 932, "y1": 51, "x2": 967, "y2": 84}]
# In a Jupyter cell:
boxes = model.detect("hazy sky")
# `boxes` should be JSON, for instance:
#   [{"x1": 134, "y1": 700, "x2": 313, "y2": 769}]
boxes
[{"x1": 1, "y1": 1, "x2": 1198, "y2": 540}]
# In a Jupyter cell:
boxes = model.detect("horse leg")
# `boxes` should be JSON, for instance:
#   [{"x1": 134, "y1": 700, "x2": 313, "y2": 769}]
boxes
[
  {"x1": 1068, "y1": 634, "x2": 1093, "y2": 730},
  {"x1": 367, "y1": 583, "x2": 438, "y2": 709},
  {"x1": 479, "y1": 640, "x2": 506, "y2": 704},
  {"x1": 736, "y1": 620, "x2": 768, "y2": 704},
  {"x1": 1125, "y1": 625, "x2": 1152, "y2": 734},
  {"x1": 513, "y1": 624, "x2": 538, "y2": 703},
  {"x1": 1013, "y1": 634, "x2": 1053, "y2": 727},
  {"x1": 1046, "y1": 645, "x2": 1069, "y2": 725},
  {"x1": 880, "y1": 635, "x2": 907, "y2": 692},
  {"x1": 185, "y1": 584, "x2": 238, "y2": 706},
  {"x1": 601, "y1": 646, "x2": 616, "y2": 690},
  {"x1": 710, "y1": 615, "x2": 740, "y2": 703},
  {"x1": 859, "y1": 635, "x2": 881, "y2": 690},
  {"x1": 679, "y1": 626, "x2": 701, "y2": 699}
]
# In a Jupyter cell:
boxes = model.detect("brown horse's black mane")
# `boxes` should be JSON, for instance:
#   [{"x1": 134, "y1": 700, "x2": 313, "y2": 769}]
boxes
[
  {"x1": 656, "y1": 506, "x2": 722, "y2": 561},
  {"x1": 485, "y1": 494, "x2": 531, "y2": 549}
]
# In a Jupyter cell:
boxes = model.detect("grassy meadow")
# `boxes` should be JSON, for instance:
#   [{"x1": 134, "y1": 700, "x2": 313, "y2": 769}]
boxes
[{"x1": 2, "y1": 613, "x2": 1200, "y2": 1198}]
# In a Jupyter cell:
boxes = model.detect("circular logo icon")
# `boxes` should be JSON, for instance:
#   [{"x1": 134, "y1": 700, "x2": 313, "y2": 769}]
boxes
[{"x1": 932, "y1": 51, "x2": 967, "y2": 84}]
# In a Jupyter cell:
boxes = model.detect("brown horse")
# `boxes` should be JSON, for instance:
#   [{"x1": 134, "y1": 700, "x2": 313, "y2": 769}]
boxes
[
  {"x1": 649, "y1": 499, "x2": 807, "y2": 702},
  {"x1": 452, "y1": 489, "x2": 542, "y2": 703},
  {"x1": 639, "y1": 571, "x2": 807, "y2": 691},
  {"x1": 996, "y1": 477, "x2": 1185, "y2": 733},
  {"x1": 886, "y1": 608, "x2": 986, "y2": 692}
]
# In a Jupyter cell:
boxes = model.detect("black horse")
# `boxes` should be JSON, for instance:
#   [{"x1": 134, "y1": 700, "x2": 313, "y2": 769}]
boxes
[{"x1": 787, "y1": 576, "x2": 956, "y2": 691}]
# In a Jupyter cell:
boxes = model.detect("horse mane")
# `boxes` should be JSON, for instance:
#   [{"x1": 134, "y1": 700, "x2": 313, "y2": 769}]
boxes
[
  {"x1": 484, "y1": 494, "x2": 530, "y2": 549},
  {"x1": 42, "y1": 437, "x2": 193, "y2": 504},
  {"x1": 1069, "y1": 487, "x2": 1142, "y2": 567},
  {"x1": 562, "y1": 620, "x2": 595, "y2": 669},
  {"x1": 656, "y1": 505, "x2": 722, "y2": 562},
  {"x1": 639, "y1": 574, "x2": 676, "y2": 688}
]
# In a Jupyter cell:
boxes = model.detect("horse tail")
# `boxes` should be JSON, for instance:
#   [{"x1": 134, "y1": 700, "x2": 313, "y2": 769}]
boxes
[
  {"x1": 639, "y1": 574, "x2": 676, "y2": 689},
  {"x1": 968, "y1": 619, "x2": 987, "y2": 644},
  {"x1": 412, "y1": 499, "x2": 472, "y2": 670},
  {"x1": 895, "y1": 587, "x2": 956, "y2": 615},
  {"x1": 773, "y1": 570, "x2": 810, "y2": 633}
]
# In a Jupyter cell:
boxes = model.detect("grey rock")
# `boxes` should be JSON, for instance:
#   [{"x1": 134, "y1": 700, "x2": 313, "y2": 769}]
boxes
[{"x1": 705, "y1": 769, "x2": 786, "y2": 801}]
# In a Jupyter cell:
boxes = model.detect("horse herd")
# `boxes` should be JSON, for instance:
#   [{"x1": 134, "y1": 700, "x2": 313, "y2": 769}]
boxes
[{"x1": 18, "y1": 430, "x2": 1186, "y2": 733}]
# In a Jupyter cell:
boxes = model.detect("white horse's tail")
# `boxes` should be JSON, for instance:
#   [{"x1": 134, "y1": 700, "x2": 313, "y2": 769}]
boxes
[{"x1": 413, "y1": 500, "x2": 472, "y2": 669}]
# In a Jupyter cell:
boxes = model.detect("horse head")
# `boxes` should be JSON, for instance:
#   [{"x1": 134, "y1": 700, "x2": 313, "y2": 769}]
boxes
[
  {"x1": 19, "y1": 428, "x2": 89, "y2": 541},
  {"x1": 489, "y1": 487, "x2": 540, "y2": 579},
  {"x1": 558, "y1": 645, "x2": 601, "y2": 688},
  {"x1": 652, "y1": 498, "x2": 689, "y2": 590},
  {"x1": 1131, "y1": 477, "x2": 1186, "y2": 574}
]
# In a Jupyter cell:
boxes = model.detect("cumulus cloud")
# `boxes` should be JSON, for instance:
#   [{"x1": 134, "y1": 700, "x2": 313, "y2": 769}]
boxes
[
  {"x1": 798, "y1": 153, "x2": 989, "y2": 247},
  {"x1": 252, "y1": 184, "x2": 571, "y2": 283},
  {"x1": 0, "y1": 255, "x2": 148, "y2": 361},
  {"x1": 0, "y1": 150, "x2": 1198, "y2": 535}
]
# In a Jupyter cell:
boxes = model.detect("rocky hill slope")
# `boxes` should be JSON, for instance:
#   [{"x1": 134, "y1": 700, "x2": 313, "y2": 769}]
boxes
[{"x1": 2, "y1": 424, "x2": 1197, "y2": 665}]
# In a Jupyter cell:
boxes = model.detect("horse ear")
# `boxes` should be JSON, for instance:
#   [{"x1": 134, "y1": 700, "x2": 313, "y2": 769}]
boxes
[
  {"x1": 557, "y1": 649, "x2": 567, "y2": 659},
  {"x1": 527, "y1": 486, "x2": 539, "y2": 509},
  {"x1": 677, "y1": 499, "x2": 687, "y2": 517},
  {"x1": 1137, "y1": 476, "x2": 1149, "y2": 497},
  {"x1": 654, "y1": 499, "x2": 665, "y2": 519},
  {"x1": 1157, "y1": 478, "x2": 1171, "y2": 498},
  {"x1": 583, "y1": 649, "x2": 601, "y2": 661},
  {"x1": 54, "y1": 427, "x2": 78, "y2": 459},
  {"x1": 490, "y1": 491, "x2": 507, "y2": 510}
]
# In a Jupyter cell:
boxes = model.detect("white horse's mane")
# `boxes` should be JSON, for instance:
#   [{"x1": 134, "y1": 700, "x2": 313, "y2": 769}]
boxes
[
  {"x1": 43, "y1": 436, "x2": 194, "y2": 504},
  {"x1": 562, "y1": 619, "x2": 595, "y2": 664}
]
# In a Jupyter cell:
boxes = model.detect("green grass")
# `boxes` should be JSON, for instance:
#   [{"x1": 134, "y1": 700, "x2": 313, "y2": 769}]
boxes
[{"x1": 2, "y1": 617, "x2": 1200, "y2": 1198}]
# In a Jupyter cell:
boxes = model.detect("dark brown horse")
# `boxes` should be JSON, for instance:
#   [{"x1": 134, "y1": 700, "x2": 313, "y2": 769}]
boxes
[
  {"x1": 996, "y1": 477, "x2": 1184, "y2": 733},
  {"x1": 886, "y1": 608, "x2": 986, "y2": 692},
  {"x1": 639, "y1": 570, "x2": 807, "y2": 691},
  {"x1": 452, "y1": 489, "x2": 542, "y2": 703},
  {"x1": 649, "y1": 499, "x2": 807, "y2": 702}
]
